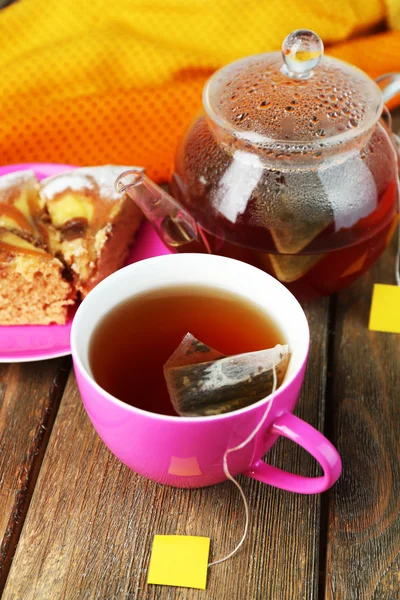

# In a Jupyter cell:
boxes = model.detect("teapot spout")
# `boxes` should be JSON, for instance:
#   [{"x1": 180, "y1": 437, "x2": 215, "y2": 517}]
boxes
[{"x1": 115, "y1": 169, "x2": 210, "y2": 252}]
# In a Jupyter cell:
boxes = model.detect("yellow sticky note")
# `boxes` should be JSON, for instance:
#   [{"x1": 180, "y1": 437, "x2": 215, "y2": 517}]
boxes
[
  {"x1": 369, "y1": 284, "x2": 400, "y2": 333},
  {"x1": 148, "y1": 535, "x2": 210, "y2": 590}
]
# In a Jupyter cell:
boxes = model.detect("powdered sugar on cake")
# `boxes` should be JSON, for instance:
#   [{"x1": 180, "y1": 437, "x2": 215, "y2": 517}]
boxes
[
  {"x1": 0, "y1": 170, "x2": 37, "y2": 192},
  {"x1": 41, "y1": 166, "x2": 144, "y2": 201},
  {"x1": 40, "y1": 172, "x2": 95, "y2": 199},
  {"x1": 79, "y1": 166, "x2": 144, "y2": 201}
]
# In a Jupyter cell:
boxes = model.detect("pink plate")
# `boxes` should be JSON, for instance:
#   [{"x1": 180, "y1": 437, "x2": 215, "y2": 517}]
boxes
[{"x1": 0, "y1": 163, "x2": 171, "y2": 363}]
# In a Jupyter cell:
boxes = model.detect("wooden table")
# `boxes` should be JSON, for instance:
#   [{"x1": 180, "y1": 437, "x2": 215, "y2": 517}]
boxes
[{"x1": 0, "y1": 234, "x2": 399, "y2": 600}]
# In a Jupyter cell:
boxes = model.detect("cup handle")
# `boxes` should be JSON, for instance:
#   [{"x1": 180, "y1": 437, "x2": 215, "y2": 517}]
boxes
[{"x1": 244, "y1": 412, "x2": 342, "y2": 494}]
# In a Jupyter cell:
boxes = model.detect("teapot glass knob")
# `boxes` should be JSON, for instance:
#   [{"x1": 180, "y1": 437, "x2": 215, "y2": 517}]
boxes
[{"x1": 282, "y1": 29, "x2": 323, "y2": 80}]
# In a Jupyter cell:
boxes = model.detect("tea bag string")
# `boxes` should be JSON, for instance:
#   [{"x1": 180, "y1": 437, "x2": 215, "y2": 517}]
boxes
[
  {"x1": 396, "y1": 217, "x2": 400, "y2": 287},
  {"x1": 395, "y1": 165, "x2": 400, "y2": 285},
  {"x1": 208, "y1": 363, "x2": 277, "y2": 568},
  {"x1": 393, "y1": 129, "x2": 400, "y2": 287}
]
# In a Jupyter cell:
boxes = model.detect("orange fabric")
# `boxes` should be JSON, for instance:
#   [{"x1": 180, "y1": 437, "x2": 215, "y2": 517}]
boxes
[{"x1": 0, "y1": 0, "x2": 400, "y2": 182}]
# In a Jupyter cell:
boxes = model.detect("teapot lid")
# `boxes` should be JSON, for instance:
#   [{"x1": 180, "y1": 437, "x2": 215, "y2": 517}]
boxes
[{"x1": 203, "y1": 30, "x2": 383, "y2": 146}]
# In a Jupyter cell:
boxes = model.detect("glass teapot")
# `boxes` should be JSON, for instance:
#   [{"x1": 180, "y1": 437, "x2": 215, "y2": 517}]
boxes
[{"x1": 116, "y1": 30, "x2": 400, "y2": 298}]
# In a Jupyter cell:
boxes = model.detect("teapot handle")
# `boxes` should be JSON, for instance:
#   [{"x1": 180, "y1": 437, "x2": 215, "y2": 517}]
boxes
[
  {"x1": 376, "y1": 73, "x2": 400, "y2": 105},
  {"x1": 375, "y1": 74, "x2": 400, "y2": 151}
]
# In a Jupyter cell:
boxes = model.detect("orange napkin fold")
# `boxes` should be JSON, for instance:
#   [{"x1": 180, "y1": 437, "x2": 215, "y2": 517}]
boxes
[{"x1": 0, "y1": 0, "x2": 400, "y2": 182}]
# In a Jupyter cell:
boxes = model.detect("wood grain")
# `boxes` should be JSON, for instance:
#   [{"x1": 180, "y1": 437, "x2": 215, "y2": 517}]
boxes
[
  {"x1": 2, "y1": 300, "x2": 329, "y2": 600},
  {"x1": 324, "y1": 236, "x2": 400, "y2": 599},
  {"x1": 0, "y1": 358, "x2": 70, "y2": 592}
]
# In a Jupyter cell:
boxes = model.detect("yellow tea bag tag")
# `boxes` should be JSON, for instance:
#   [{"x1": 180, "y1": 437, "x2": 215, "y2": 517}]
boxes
[
  {"x1": 369, "y1": 284, "x2": 400, "y2": 333},
  {"x1": 148, "y1": 535, "x2": 210, "y2": 590}
]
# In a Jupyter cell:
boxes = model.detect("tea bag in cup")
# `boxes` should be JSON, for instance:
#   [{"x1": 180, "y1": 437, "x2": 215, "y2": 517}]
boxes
[
  {"x1": 164, "y1": 334, "x2": 290, "y2": 416},
  {"x1": 165, "y1": 333, "x2": 225, "y2": 368}
]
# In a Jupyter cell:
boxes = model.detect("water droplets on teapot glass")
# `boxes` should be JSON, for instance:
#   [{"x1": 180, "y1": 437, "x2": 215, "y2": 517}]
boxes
[{"x1": 117, "y1": 30, "x2": 400, "y2": 299}]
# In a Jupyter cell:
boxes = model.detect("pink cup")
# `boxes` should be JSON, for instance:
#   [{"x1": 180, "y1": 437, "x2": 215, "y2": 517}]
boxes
[{"x1": 71, "y1": 254, "x2": 341, "y2": 493}]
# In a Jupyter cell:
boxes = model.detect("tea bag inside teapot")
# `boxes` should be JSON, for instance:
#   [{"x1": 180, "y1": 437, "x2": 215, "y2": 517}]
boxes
[
  {"x1": 253, "y1": 153, "x2": 379, "y2": 282},
  {"x1": 164, "y1": 334, "x2": 290, "y2": 416},
  {"x1": 242, "y1": 171, "x2": 332, "y2": 282},
  {"x1": 261, "y1": 253, "x2": 323, "y2": 283}
]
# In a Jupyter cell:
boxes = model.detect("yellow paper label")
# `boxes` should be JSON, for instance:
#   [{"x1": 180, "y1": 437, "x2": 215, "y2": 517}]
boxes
[
  {"x1": 369, "y1": 284, "x2": 400, "y2": 333},
  {"x1": 148, "y1": 535, "x2": 210, "y2": 590}
]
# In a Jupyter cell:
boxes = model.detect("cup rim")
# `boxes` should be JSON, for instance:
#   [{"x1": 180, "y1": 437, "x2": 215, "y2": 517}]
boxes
[{"x1": 71, "y1": 254, "x2": 310, "y2": 422}]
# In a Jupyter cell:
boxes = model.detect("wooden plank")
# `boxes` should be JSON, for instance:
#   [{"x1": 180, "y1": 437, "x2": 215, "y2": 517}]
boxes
[
  {"x1": 0, "y1": 358, "x2": 71, "y2": 592},
  {"x1": 325, "y1": 235, "x2": 400, "y2": 599},
  {"x1": 3, "y1": 301, "x2": 329, "y2": 600}
]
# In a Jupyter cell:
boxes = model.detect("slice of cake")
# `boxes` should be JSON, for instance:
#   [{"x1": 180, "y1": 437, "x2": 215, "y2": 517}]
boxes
[
  {"x1": 0, "y1": 228, "x2": 75, "y2": 325},
  {"x1": 0, "y1": 170, "x2": 76, "y2": 325},
  {"x1": 0, "y1": 166, "x2": 143, "y2": 325},
  {"x1": 38, "y1": 166, "x2": 143, "y2": 296}
]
